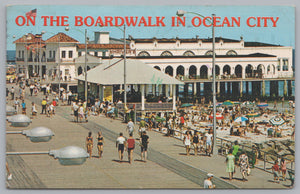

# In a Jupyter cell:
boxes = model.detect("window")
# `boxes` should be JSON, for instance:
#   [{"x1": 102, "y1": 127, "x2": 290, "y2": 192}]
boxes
[
  {"x1": 62, "y1": 51, "x2": 66, "y2": 58},
  {"x1": 18, "y1": 51, "x2": 21, "y2": 58},
  {"x1": 78, "y1": 51, "x2": 82, "y2": 57},
  {"x1": 68, "y1": 51, "x2": 73, "y2": 58},
  {"x1": 65, "y1": 69, "x2": 69, "y2": 75},
  {"x1": 22, "y1": 50, "x2": 24, "y2": 58},
  {"x1": 205, "y1": 50, "x2": 213, "y2": 56},
  {"x1": 94, "y1": 51, "x2": 98, "y2": 57},
  {"x1": 183, "y1": 50, "x2": 195, "y2": 56},
  {"x1": 277, "y1": 59, "x2": 281, "y2": 71},
  {"x1": 49, "y1": 51, "x2": 52, "y2": 58},
  {"x1": 283, "y1": 59, "x2": 288, "y2": 71},
  {"x1": 138, "y1": 51, "x2": 150, "y2": 57},
  {"x1": 161, "y1": 51, "x2": 173, "y2": 56},
  {"x1": 53, "y1": 51, "x2": 56, "y2": 59},
  {"x1": 226, "y1": 50, "x2": 237, "y2": 56}
]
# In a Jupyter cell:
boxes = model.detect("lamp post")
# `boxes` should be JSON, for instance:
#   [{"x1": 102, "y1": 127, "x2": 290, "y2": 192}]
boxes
[
  {"x1": 99, "y1": 24, "x2": 127, "y2": 120},
  {"x1": 176, "y1": 10, "x2": 217, "y2": 155},
  {"x1": 38, "y1": 31, "x2": 45, "y2": 79},
  {"x1": 65, "y1": 27, "x2": 88, "y2": 102}
]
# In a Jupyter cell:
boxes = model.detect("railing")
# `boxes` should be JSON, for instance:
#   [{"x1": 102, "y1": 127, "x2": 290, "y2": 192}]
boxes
[
  {"x1": 217, "y1": 137, "x2": 295, "y2": 174},
  {"x1": 15, "y1": 57, "x2": 24, "y2": 61},
  {"x1": 47, "y1": 58, "x2": 56, "y2": 62}
]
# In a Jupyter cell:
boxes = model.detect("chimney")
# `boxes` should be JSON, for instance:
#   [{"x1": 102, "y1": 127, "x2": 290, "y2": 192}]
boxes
[{"x1": 94, "y1": 31, "x2": 110, "y2": 44}]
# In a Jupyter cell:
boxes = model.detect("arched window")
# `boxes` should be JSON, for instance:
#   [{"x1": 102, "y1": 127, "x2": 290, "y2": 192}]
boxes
[
  {"x1": 205, "y1": 50, "x2": 213, "y2": 56},
  {"x1": 226, "y1": 50, "x2": 237, "y2": 56},
  {"x1": 161, "y1": 51, "x2": 173, "y2": 56},
  {"x1": 183, "y1": 50, "x2": 195, "y2": 56},
  {"x1": 165, "y1": 66, "x2": 173, "y2": 76},
  {"x1": 154, "y1": 66, "x2": 161, "y2": 71},
  {"x1": 78, "y1": 66, "x2": 83, "y2": 75},
  {"x1": 137, "y1": 51, "x2": 150, "y2": 57}
]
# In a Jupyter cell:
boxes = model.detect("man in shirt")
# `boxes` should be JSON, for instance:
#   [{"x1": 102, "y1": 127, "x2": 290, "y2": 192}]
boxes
[
  {"x1": 116, "y1": 133, "x2": 126, "y2": 162},
  {"x1": 126, "y1": 119, "x2": 134, "y2": 136},
  {"x1": 10, "y1": 87, "x2": 15, "y2": 100},
  {"x1": 204, "y1": 173, "x2": 215, "y2": 189},
  {"x1": 205, "y1": 129, "x2": 213, "y2": 156},
  {"x1": 41, "y1": 98, "x2": 47, "y2": 114},
  {"x1": 140, "y1": 131, "x2": 149, "y2": 162}
]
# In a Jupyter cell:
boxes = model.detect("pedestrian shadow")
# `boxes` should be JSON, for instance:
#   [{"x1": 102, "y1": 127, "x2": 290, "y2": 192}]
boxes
[
  {"x1": 112, "y1": 159, "x2": 128, "y2": 163},
  {"x1": 134, "y1": 159, "x2": 146, "y2": 163},
  {"x1": 220, "y1": 176, "x2": 245, "y2": 181}
]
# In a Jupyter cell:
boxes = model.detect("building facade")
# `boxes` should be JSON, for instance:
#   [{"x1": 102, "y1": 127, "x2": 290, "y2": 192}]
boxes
[{"x1": 13, "y1": 32, "x2": 294, "y2": 101}]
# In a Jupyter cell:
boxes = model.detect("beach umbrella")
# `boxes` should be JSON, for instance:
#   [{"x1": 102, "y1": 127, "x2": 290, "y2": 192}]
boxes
[
  {"x1": 269, "y1": 117, "x2": 285, "y2": 126},
  {"x1": 232, "y1": 101, "x2": 241, "y2": 105},
  {"x1": 223, "y1": 100, "x2": 233, "y2": 106},
  {"x1": 181, "y1": 103, "x2": 193, "y2": 108},
  {"x1": 209, "y1": 113, "x2": 224, "y2": 120},
  {"x1": 257, "y1": 103, "x2": 268, "y2": 108},
  {"x1": 246, "y1": 112, "x2": 260, "y2": 118},
  {"x1": 234, "y1": 116, "x2": 248, "y2": 122}
]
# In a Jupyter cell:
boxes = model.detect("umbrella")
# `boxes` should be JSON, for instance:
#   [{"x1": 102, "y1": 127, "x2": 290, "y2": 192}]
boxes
[
  {"x1": 269, "y1": 117, "x2": 285, "y2": 126},
  {"x1": 234, "y1": 116, "x2": 248, "y2": 122},
  {"x1": 223, "y1": 100, "x2": 233, "y2": 106},
  {"x1": 232, "y1": 101, "x2": 241, "y2": 105},
  {"x1": 181, "y1": 103, "x2": 193, "y2": 108},
  {"x1": 246, "y1": 112, "x2": 260, "y2": 118},
  {"x1": 209, "y1": 113, "x2": 224, "y2": 120},
  {"x1": 257, "y1": 103, "x2": 268, "y2": 108}
]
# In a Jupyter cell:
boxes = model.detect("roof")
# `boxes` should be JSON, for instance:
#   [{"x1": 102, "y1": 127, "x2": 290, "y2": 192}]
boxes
[
  {"x1": 130, "y1": 37, "x2": 282, "y2": 47},
  {"x1": 45, "y1": 33, "x2": 79, "y2": 43},
  {"x1": 133, "y1": 52, "x2": 277, "y2": 59},
  {"x1": 77, "y1": 44, "x2": 130, "y2": 49},
  {"x1": 76, "y1": 58, "x2": 183, "y2": 85},
  {"x1": 13, "y1": 33, "x2": 44, "y2": 44},
  {"x1": 244, "y1": 42, "x2": 282, "y2": 47}
]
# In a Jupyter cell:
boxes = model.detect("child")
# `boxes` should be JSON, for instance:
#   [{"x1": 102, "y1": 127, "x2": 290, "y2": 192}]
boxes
[{"x1": 272, "y1": 160, "x2": 280, "y2": 183}]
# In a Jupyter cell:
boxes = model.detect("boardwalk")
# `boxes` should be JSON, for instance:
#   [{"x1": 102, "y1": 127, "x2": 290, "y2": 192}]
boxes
[{"x1": 5, "y1": 84, "x2": 293, "y2": 189}]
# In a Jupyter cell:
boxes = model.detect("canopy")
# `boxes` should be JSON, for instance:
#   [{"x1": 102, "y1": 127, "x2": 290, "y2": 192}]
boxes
[{"x1": 76, "y1": 58, "x2": 183, "y2": 85}]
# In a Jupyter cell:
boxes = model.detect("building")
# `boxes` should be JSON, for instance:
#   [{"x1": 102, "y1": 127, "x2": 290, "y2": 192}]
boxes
[{"x1": 13, "y1": 32, "x2": 294, "y2": 101}]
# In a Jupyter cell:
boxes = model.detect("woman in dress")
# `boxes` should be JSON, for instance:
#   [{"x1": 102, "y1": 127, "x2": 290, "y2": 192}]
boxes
[
  {"x1": 183, "y1": 131, "x2": 191, "y2": 156},
  {"x1": 238, "y1": 151, "x2": 249, "y2": 181},
  {"x1": 226, "y1": 149, "x2": 235, "y2": 180},
  {"x1": 97, "y1": 132, "x2": 104, "y2": 158},
  {"x1": 86, "y1": 132, "x2": 93, "y2": 158},
  {"x1": 280, "y1": 158, "x2": 287, "y2": 181}
]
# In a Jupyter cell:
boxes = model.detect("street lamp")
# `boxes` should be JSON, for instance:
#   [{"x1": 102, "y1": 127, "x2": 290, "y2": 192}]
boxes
[
  {"x1": 65, "y1": 27, "x2": 88, "y2": 102},
  {"x1": 176, "y1": 10, "x2": 217, "y2": 155},
  {"x1": 99, "y1": 24, "x2": 127, "y2": 119},
  {"x1": 38, "y1": 31, "x2": 46, "y2": 79}
]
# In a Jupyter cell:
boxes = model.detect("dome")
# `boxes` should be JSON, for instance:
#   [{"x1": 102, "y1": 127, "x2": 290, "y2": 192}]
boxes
[
  {"x1": 22, "y1": 127, "x2": 55, "y2": 142},
  {"x1": 49, "y1": 146, "x2": 89, "y2": 165},
  {"x1": 8, "y1": 114, "x2": 31, "y2": 127}
]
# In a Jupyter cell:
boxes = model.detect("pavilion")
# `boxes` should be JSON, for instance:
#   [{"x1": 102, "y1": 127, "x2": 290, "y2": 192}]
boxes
[{"x1": 76, "y1": 58, "x2": 183, "y2": 111}]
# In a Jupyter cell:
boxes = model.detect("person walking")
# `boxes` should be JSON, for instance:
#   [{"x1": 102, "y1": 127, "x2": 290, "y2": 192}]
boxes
[
  {"x1": 29, "y1": 84, "x2": 34, "y2": 96},
  {"x1": 204, "y1": 173, "x2": 215, "y2": 189},
  {"x1": 280, "y1": 158, "x2": 287, "y2": 181},
  {"x1": 126, "y1": 119, "x2": 134, "y2": 136},
  {"x1": 31, "y1": 102, "x2": 37, "y2": 117},
  {"x1": 116, "y1": 133, "x2": 126, "y2": 162},
  {"x1": 127, "y1": 133, "x2": 135, "y2": 164},
  {"x1": 183, "y1": 131, "x2": 191, "y2": 156},
  {"x1": 21, "y1": 100, "x2": 26, "y2": 115},
  {"x1": 41, "y1": 98, "x2": 47, "y2": 114},
  {"x1": 238, "y1": 151, "x2": 249, "y2": 181},
  {"x1": 10, "y1": 87, "x2": 15, "y2": 100},
  {"x1": 272, "y1": 160, "x2": 280, "y2": 183},
  {"x1": 140, "y1": 131, "x2": 149, "y2": 162},
  {"x1": 226, "y1": 149, "x2": 235, "y2": 181},
  {"x1": 97, "y1": 132, "x2": 104, "y2": 158},
  {"x1": 205, "y1": 129, "x2": 213, "y2": 156},
  {"x1": 192, "y1": 132, "x2": 200, "y2": 156},
  {"x1": 86, "y1": 132, "x2": 93, "y2": 158}
]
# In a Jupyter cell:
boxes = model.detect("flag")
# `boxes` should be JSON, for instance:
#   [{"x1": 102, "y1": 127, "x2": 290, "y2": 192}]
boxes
[{"x1": 26, "y1": 9, "x2": 37, "y2": 17}]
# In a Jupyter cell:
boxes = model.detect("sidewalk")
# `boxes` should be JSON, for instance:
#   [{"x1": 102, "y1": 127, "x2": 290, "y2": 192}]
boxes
[{"x1": 5, "y1": 83, "x2": 292, "y2": 189}]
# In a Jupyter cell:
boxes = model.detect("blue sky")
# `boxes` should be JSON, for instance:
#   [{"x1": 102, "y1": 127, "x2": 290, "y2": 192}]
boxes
[{"x1": 6, "y1": 5, "x2": 295, "y2": 50}]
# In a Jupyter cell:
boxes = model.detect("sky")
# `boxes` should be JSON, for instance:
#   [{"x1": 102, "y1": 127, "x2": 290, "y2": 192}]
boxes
[{"x1": 6, "y1": 5, "x2": 295, "y2": 50}]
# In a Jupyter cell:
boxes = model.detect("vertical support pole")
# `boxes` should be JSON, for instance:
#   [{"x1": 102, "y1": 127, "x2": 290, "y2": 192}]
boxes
[
  {"x1": 172, "y1": 84, "x2": 176, "y2": 111},
  {"x1": 141, "y1": 84, "x2": 145, "y2": 111}
]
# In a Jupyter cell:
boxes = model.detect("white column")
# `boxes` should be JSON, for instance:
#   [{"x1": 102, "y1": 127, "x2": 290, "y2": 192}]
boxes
[
  {"x1": 152, "y1": 85, "x2": 156, "y2": 95},
  {"x1": 170, "y1": 84, "x2": 173, "y2": 96},
  {"x1": 165, "y1": 84, "x2": 169, "y2": 97},
  {"x1": 172, "y1": 84, "x2": 176, "y2": 111},
  {"x1": 111, "y1": 86, "x2": 114, "y2": 102},
  {"x1": 141, "y1": 84, "x2": 145, "y2": 111},
  {"x1": 193, "y1": 83, "x2": 197, "y2": 95},
  {"x1": 158, "y1": 85, "x2": 162, "y2": 95}
]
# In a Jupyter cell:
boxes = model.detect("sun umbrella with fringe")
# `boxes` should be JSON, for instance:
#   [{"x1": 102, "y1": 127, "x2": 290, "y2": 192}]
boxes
[
  {"x1": 234, "y1": 116, "x2": 248, "y2": 122},
  {"x1": 269, "y1": 117, "x2": 285, "y2": 126}
]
